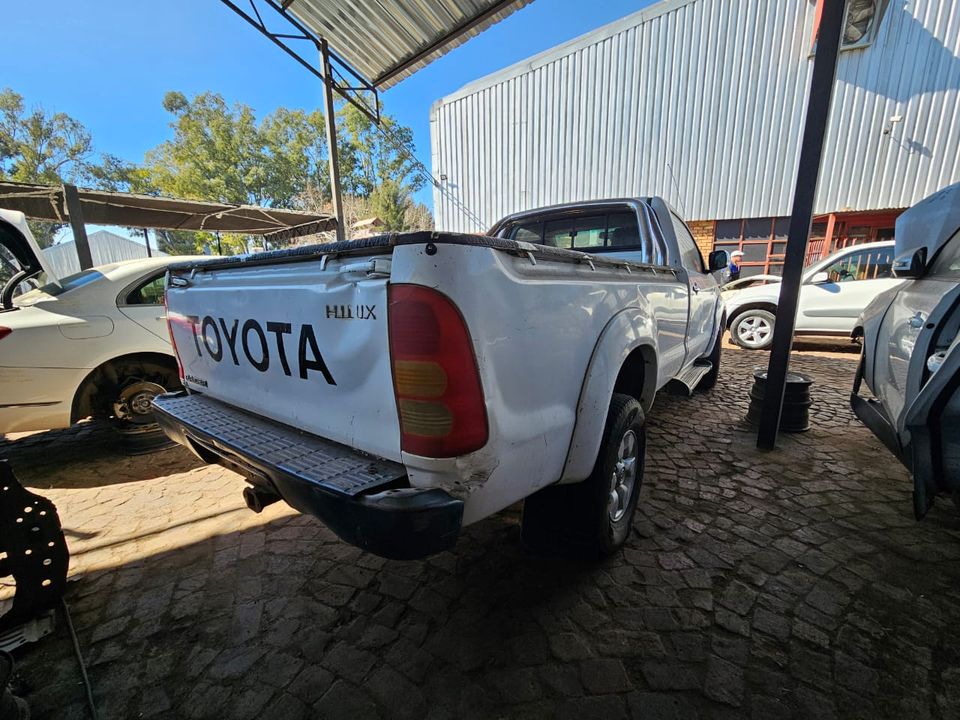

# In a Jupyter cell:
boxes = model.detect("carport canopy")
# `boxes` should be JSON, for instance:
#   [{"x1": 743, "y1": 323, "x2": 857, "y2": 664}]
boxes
[
  {"x1": 0, "y1": 181, "x2": 336, "y2": 235},
  {"x1": 279, "y1": 0, "x2": 533, "y2": 89}
]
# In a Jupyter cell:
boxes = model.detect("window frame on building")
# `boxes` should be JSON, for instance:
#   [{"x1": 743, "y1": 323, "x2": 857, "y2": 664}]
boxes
[
  {"x1": 712, "y1": 217, "x2": 789, "y2": 278},
  {"x1": 811, "y1": 0, "x2": 890, "y2": 52}
]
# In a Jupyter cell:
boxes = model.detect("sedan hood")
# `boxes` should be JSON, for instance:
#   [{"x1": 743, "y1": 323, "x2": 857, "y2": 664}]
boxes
[{"x1": 896, "y1": 182, "x2": 960, "y2": 266}]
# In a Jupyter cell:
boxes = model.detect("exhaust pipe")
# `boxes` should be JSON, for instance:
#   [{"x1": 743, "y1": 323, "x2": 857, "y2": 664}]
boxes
[{"x1": 243, "y1": 485, "x2": 281, "y2": 513}]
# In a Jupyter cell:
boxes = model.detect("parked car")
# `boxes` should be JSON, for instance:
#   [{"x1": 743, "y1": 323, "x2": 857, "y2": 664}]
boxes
[
  {"x1": 153, "y1": 198, "x2": 727, "y2": 559},
  {"x1": 0, "y1": 209, "x2": 201, "y2": 435},
  {"x1": 725, "y1": 241, "x2": 900, "y2": 349},
  {"x1": 720, "y1": 274, "x2": 780, "y2": 298},
  {"x1": 852, "y1": 183, "x2": 960, "y2": 519}
]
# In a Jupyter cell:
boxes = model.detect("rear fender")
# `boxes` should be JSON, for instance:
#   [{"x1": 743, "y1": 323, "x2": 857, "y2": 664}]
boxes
[{"x1": 559, "y1": 307, "x2": 658, "y2": 483}]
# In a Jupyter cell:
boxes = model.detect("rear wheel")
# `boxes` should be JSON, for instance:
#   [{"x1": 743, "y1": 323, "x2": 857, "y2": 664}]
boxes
[
  {"x1": 731, "y1": 309, "x2": 776, "y2": 350},
  {"x1": 101, "y1": 360, "x2": 180, "y2": 431},
  {"x1": 521, "y1": 393, "x2": 645, "y2": 557}
]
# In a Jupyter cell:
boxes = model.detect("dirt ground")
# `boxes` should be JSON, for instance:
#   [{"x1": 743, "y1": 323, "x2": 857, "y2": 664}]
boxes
[{"x1": 3, "y1": 342, "x2": 960, "y2": 720}]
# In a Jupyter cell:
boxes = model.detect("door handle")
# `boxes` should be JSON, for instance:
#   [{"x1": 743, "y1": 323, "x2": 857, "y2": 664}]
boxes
[
  {"x1": 909, "y1": 312, "x2": 925, "y2": 329},
  {"x1": 691, "y1": 283, "x2": 701, "y2": 294}
]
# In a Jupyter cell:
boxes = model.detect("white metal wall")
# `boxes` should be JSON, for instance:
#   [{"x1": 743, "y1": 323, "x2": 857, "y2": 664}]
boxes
[
  {"x1": 43, "y1": 230, "x2": 164, "y2": 278},
  {"x1": 430, "y1": 0, "x2": 960, "y2": 232}
]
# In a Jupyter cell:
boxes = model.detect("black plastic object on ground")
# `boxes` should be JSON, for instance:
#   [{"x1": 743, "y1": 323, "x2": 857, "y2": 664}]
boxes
[
  {"x1": 0, "y1": 651, "x2": 29, "y2": 719},
  {"x1": 113, "y1": 424, "x2": 176, "y2": 456},
  {"x1": 747, "y1": 368, "x2": 813, "y2": 433},
  {"x1": 0, "y1": 460, "x2": 69, "y2": 632}
]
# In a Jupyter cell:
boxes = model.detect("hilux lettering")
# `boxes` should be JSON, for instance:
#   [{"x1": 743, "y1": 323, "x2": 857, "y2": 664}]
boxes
[
  {"x1": 189, "y1": 315, "x2": 336, "y2": 385},
  {"x1": 326, "y1": 304, "x2": 376, "y2": 320}
]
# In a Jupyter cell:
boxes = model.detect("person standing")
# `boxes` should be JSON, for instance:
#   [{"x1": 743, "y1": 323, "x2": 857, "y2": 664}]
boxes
[{"x1": 728, "y1": 250, "x2": 744, "y2": 281}]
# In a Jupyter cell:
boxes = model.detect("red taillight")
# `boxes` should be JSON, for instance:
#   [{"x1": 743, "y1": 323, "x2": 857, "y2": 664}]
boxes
[
  {"x1": 163, "y1": 292, "x2": 185, "y2": 381},
  {"x1": 0, "y1": 327, "x2": 11, "y2": 341},
  {"x1": 388, "y1": 284, "x2": 488, "y2": 458}
]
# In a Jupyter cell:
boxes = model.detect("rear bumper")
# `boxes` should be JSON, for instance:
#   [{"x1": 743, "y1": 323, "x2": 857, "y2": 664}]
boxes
[{"x1": 153, "y1": 391, "x2": 463, "y2": 560}]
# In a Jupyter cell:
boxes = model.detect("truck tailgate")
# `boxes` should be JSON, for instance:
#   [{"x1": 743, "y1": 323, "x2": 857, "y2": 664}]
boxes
[{"x1": 166, "y1": 255, "x2": 400, "y2": 462}]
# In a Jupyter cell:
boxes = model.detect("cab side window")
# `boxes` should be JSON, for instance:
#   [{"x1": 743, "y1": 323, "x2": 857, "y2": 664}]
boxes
[
  {"x1": 671, "y1": 213, "x2": 705, "y2": 273},
  {"x1": 125, "y1": 274, "x2": 166, "y2": 305}
]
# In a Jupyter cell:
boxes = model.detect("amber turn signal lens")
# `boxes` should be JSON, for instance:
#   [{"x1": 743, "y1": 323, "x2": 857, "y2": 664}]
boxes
[
  {"x1": 398, "y1": 399, "x2": 453, "y2": 438},
  {"x1": 393, "y1": 360, "x2": 447, "y2": 398}
]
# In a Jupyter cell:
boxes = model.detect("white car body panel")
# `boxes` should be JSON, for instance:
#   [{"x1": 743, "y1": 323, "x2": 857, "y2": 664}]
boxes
[
  {"x1": 724, "y1": 241, "x2": 900, "y2": 335},
  {"x1": 0, "y1": 211, "x2": 205, "y2": 433}
]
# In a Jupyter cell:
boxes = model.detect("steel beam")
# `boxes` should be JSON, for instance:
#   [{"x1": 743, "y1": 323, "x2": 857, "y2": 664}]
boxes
[
  {"x1": 321, "y1": 39, "x2": 345, "y2": 242},
  {"x1": 757, "y1": 0, "x2": 848, "y2": 450},
  {"x1": 61, "y1": 183, "x2": 93, "y2": 270}
]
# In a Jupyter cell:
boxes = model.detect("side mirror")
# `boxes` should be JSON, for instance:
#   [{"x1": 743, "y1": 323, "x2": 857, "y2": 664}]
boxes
[
  {"x1": 708, "y1": 250, "x2": 729, "y2": 273},
  {"x1": 809, "y1": 271, "x2": 830, "y2": 284},
  {"x1": 893, "y1": 247, "x2": 926, "y2": 278}
]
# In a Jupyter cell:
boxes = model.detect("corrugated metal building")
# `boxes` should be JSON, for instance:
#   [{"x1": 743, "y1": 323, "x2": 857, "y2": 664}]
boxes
[
  {"x1": 430, "y1": 0, "x2": 960, "y2": 276},
  {"x1": 43, "y1": 230, "x2": 165, "y2": 278}
]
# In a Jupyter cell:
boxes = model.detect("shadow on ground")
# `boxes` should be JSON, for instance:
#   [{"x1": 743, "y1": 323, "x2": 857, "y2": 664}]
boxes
[
  {"x1": 0, "y1": 422, "x2": 203, "y2": 490},
  {"x1": 8, "y1": 348, "x2": 960, "y2": 719}
]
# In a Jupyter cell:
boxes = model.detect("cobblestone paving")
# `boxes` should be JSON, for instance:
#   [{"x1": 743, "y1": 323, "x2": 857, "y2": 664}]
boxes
[{"x1": 4, "y1": 346, "x2": 960, "y2": 719}]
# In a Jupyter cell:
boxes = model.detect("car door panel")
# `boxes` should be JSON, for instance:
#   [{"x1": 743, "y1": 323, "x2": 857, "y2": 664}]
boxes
[
  {"x1": 799, "y1": 278, "x2": 903, "y2": 332},
  {"x1": 117, "y1": 273, "x2": 170, "y2": 341},
  {"x1": 876, "y1": 279, "x2": 957, "y2": 430},
  {"x1": 797, "y1": 245, "x2": 900, "y2": 332}
]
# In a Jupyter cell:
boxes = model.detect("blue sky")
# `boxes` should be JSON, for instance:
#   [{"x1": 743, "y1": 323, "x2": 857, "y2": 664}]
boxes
[{"x1": 3, "y1": 0, "x2": 653, "y2": 216}]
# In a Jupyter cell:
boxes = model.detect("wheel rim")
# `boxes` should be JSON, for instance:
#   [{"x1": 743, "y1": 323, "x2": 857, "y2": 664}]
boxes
[
  {"x1": 113, "y1": 381, "x2": 166, "y2": 426},
  {"x1": 608, "y1": 429, "x2": 639, "y2": 523},
  {"x1": 736, "y1": 315, "x2": 773, "y2": 348}
]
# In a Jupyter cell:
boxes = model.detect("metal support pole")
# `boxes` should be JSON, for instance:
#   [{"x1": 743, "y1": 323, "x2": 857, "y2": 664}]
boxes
[
  {"x1": 61, "y1": 184, "x2": 93, "y2": 270},
  {"x1": 757, "y1": 0, "x2": 847, "y2": 450},
  {"x1": 143, "y1": 228, "x2": 153, "y2": 258},
  {"x1": 320, "y1": 38, "x2": 345, "y2": 242}
]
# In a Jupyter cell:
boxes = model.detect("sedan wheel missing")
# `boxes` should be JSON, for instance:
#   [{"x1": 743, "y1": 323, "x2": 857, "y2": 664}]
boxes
[{"x1": 113, "y1": 380, "x2": 167, "y2": 426}]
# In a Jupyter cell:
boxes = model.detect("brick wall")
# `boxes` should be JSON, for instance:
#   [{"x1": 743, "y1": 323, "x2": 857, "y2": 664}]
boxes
[{"x1": 688, "y1": 220, "x2": 716, "y2": 258}]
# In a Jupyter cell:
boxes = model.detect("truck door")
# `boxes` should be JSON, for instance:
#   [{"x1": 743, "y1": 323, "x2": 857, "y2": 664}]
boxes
[{"x1": 669, "y1": 213, "x2": 719, "y2": 361}]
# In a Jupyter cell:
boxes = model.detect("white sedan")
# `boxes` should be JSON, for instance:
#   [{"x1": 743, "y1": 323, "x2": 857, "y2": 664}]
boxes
[
  {"x1": 724, "y1": 241, "x2": 901, "y2": 350},
  {"x1": 0, "y1": 209, "x2": 201, "y2": 435}
]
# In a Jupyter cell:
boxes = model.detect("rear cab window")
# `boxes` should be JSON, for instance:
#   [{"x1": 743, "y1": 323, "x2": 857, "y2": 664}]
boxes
[{"x1": 501, "y1": 206, "x2": 648, "y2": 258}]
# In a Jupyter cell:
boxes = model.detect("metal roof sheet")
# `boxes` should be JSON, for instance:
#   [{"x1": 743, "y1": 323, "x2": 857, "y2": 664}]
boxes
[
  {"x1": 0, "y1": 182, "x2": 336, "y2": 236},
  {"x1": 284, "y1": 0, "x2": 533, "y2": 88}
]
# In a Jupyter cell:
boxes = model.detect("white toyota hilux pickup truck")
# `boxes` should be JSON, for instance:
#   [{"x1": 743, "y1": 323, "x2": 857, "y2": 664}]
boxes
[{"x1": 153, "y1": 198, "x2": 727, "y2": 559}]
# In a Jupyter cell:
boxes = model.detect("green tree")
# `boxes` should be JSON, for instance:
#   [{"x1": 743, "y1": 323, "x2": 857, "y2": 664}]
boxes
[
  {"x1": 144, "y1": 91, "x2": 328, "y2": 210},
  {"x1": 0, "y1": 88, "x2": 94, "y2": 185},
  {"x1": 0, "y1": 88, "x2": 102, "y2": 246},
  {"x1": 144, "y1": 91, "x2": 430, "y2": 241},
  {"x1": 336, "y1": 104, "x2": 424, "y2": 200}
]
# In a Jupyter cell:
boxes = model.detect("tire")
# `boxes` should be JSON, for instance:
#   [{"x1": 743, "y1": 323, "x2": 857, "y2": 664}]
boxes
[
  {"x1": 521, "y1": 393, "x2": 645, "y2": 557},
  {"x1": 696, "y1": 322, "x2": 723, "y2": 391},
  {"x1": 731, "y1": 309, "x2": 776, "y2": 350}
]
